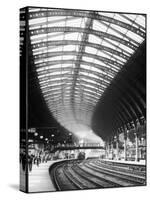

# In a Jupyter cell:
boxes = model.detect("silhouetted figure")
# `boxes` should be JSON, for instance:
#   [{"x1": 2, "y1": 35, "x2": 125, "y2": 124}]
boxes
[
  {"x1": 22, "y1": 153, "x2": 26, "y2": 172},
  {"x1": 28, "y1": 155, "x2": 33, "y2": 172}
]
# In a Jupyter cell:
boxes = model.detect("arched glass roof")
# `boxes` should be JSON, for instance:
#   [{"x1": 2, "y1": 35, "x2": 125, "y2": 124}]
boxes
[{"x1": 28, "y1": 7, "x2": 145, "y2": 138}]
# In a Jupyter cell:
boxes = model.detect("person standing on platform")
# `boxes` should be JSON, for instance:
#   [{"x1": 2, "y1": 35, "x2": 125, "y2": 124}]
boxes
[{"x1": 28, "y1": 155, "x2": 33, "y2": 172}]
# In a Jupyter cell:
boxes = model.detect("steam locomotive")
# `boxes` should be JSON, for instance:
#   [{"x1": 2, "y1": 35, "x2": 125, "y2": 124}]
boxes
[{"x1": 77, "y1": 151, "x2": 86, "y2": 160}]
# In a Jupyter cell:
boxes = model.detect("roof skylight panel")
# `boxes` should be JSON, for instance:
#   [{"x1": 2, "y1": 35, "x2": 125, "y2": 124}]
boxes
[
  {"x1": 126, "y1": 31, "x2": 144, "y2": 44},
  {"x1": 85, "y1": 46, "x2": 98, "y2": 54},
  {"x1": 105, "y1": 38, "x2": 134, "y2": 55},
  {"x1": 135, "y1": 15, "x2": 145, "y2": 29},
  {"x1": 107, "y1": 26, "x2": 125, "y2": 39},
  {"x1": 117, "y1": 43, "x2": 135, "y2": 54},
  {"x1": 102, "y1": 38, "x2": 130, "y2": 57},
  {"x1": 63, "y1": 45, "x2": 77, "y2": 51},
  {"x1": 88, "y1": 34, "x2": 104, "y2": 45},
  {"x1": 80, "y1": 72, "x2": 99, "y2": 78},
  {"x1": 37, "y1": 64, "x2": 72, "y2": 73},
  {"x1": 81, "y1": 76, "x2": 105, "y2": 86},
  {"x1": 88, "y1": 65, "x2": 106, "y2": 74},
  {"x1": 41, "y1": 83, "x2": 61, "y2": 89},
  {"x1": 48, "y1": 71, "x2": 69, "y2": 76},
  {"x1": 92, "y1": 57, "x2": 109, "y2": 67},
  {"x1": 101, "y1": 40, "x2": 121, "y2": 51},
  {"x1": 83, "y1": 88, "x2": 101, "y2": 97},
  {"x1": 34, "y1": 55, "x2": 65, "y2": 64},
  {"x1": 81, "y1": 83, "x2": 98, "y2": 90},
  {"x1": 32, "y1": 46, "x2": 59, "y2": 55},
  {"x1": 96, "y1": 49, "x2": 112, "y2": 59},
  {"x1": 30, "y1": 33, "x2": 63, "y2": 44},
  {"x1": 80, "y1": 67, "x2": 105, "y2": 77},
  {"x1": 108, "y1": 52, "x2": 127, "y2": 64},
  {"x1": 114, "y1": 14, "x2": 133, "y2": 25},
  {"x1": 82, "y1": 56, "x2": 95, "y2": 63},
  {"x1": 66, "y1": 17, "x2": 85, "y2": 28},
  {"x1": 80, "y1": 64, "x2": 90, "y2": 71},
  {"x1": 29, "y1": 17, "x2": 47, "y2": 26},
  {"x1": 110, "y1": 23, "x2": 128, "y2": 35},
  {"x1": 29, "y1": 16, "x2": 73, "y2": 29},
  {"x1": 30, "y1": 33, "x2": 65, "y2": 44},
  {"x1": 83, "y1": 92, "x2": 100, "y2": 99},
  {"x1": 124, "y1": 14, "x2": 137, "y2": 21},
  {"x1": 65, "y1": 32, "x2": 82, "y2": 41},
  {"x1": 120, "y1": 14, "x2": 144, "y2": 30},
  {"x1": 93, "y1": 20, "x2": 108, "y2": 32}
]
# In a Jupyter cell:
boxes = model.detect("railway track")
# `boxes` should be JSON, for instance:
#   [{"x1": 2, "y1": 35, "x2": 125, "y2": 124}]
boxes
[
  {"x1": 96, "y1": 160, "x2": 146, "y2": 176},
  {"x1": 85, "y1": 161, "x2": 145, "y2": 185},
  {"x1": 50, "y1": 159, "x2": 146, "y2": 191}
]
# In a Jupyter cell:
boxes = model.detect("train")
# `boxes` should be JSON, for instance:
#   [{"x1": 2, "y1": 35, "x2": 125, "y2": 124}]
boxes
[{"x1": 77, "y1": 151, "x2": 86, "y2": 160}]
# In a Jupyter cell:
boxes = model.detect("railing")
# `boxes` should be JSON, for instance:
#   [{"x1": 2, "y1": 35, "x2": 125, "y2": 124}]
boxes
[{"x1": 49, "y1": 143, "x2": 104, "y2": 152}]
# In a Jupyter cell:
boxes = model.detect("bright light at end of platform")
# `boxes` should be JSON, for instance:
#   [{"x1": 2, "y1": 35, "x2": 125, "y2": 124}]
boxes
[{"x1": 75, "y1": 129, "x2": 104, "y2": 146}]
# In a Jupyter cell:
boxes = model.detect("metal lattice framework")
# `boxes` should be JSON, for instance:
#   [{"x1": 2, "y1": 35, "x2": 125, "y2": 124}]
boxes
[{"x1": 25, "y1": 7, "x2": 146, "y2": 140}]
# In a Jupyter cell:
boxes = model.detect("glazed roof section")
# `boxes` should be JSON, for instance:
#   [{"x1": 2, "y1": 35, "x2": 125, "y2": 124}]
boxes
[{"x1": 28, "y1": 8, "x2": 146, "y2": 134}]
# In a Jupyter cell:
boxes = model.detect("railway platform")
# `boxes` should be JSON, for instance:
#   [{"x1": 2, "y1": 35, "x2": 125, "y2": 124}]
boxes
[
  {"x1": 28, "y1": 158, "x2": 146, "y2": 192},
  {"x1": 28, "y1": 160, "x2": 59, "y2": 193},
  {"x1": 101, "y1": 159, "x2": 146, "y2": 166}
]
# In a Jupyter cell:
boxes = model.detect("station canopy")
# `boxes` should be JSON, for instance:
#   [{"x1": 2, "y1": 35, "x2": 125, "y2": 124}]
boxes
[{"x1": 28, "y1": 7, "x2": 146, "y2": 140}]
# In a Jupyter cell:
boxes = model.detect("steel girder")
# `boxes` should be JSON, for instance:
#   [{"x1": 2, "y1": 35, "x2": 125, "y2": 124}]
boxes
[
  {"x1": 47, "y1": 99, "x2": 95, "y2": 109},
  {"x1": 27, "y1": 10, "x2": 145, "y2": 37},
  {"x1": 27, "y1": 8, "x2": 146, "y2": 142},
  {"x1": 40, "y1": 78, "x2": 107, "y2": 91},
  {"x1": 38, "y1": 67, "x2": 112, "y2": 83},
  {"x1": 98, "y1": 20, "x2": 139, "y2": 46},
  {"x1": 49, "y1": 106, "x2": 93, "y2": 116},
  {"x1": 42, "y1": 87, "x2": 102, "y2": 98},
  {"x1": 44, "y1": 87, "x2": 100, "y2": 99},
  {"x1": 44, "y1": 92, "x2": 100, "y2": 104},
  {"x1": 31, "y1": 40, "x2": 130, "y2": 59},
  {"x1": 42, "y1": 83, "x2": 103, "y2": 96},
  {"x1": 29, "y1": 16, "x2": 80, "y2": 28},
  {"x1": 34, "y1": 50, "x2": 122, "y2": 68},
  {"x1": 30, "y1": 26, "x2": 137, "y2": 50},
  {"x1": 120, "y1": 14, "x2": 145, "y2": 31},
  {"x1": 39, "y1": 73, "x2": 110, "y2": 88},
  {"x1": 36, "y1": 59, "x2": 117, "y2": 76},
  {"x1": 47, "y1": 104, "x2": 94, "y2": 113}
]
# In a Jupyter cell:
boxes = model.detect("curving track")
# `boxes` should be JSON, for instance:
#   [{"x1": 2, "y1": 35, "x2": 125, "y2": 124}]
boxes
[{"x1": 50, "y1": 159, "x2": 146, "y2": 191}]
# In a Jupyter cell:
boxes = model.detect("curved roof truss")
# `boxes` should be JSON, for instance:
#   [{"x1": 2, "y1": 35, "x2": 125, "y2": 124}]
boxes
[{"x1": 27, "y1": 7, "x2": 146, "y2": 137}]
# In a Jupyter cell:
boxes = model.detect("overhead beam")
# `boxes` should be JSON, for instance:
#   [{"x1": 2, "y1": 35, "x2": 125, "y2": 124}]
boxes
[
  {"x1": 35, "y1": 59, "x2": 117, "y2": 76},
  {"x1": 34, "y1": 50, "x2": 122, "y2": 68},
  {"x1": 30, "y1": 26, "x2": 137, "y2": 50},
  {"x1": 31, "y1": 40, "x2": 130, "y2": 59},
  {"x1": 26, "y1": 10, "x2": 145, "y2": 37}
]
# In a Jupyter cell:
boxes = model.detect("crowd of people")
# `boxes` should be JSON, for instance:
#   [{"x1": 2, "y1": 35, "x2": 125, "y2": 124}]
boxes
[{"x1": 20, "y1": 152, "x2": 49, "y2": 172}]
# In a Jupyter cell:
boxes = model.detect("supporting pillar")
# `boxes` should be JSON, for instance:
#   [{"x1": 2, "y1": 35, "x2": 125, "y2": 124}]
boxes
[
  {"x1": 108, "y1": 142, "x2": 110, "y2": 159},
  {"x1": 105, "y1": 142, "x2": 108, "y2": 159},
  {"x1": 111, "y1": 140, "x2": 114, "y2": 160},
  {"x1": 116, "y1": 135, "x2": 119, "y2": 160},
  {"x1": 135, "y1": 119, "x2": 140, "y2": 162},
  {"x1": 124, "y1": 126, "x2": 128, "y2": 161},
  {"x1": 135, "y1": 132, "x2": 139, "y2": 162}
]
